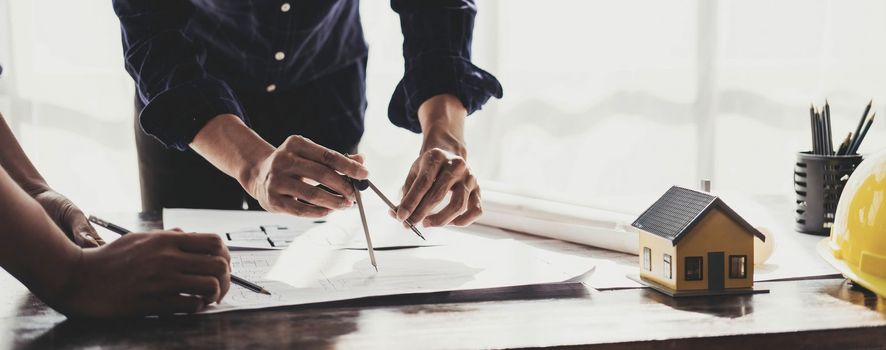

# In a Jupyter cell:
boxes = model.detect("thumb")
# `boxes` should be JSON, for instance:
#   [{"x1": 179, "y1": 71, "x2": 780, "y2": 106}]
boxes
[
  {"x1": 71, "y1": 216, "x2": 105, "y2": 247},
  {"x1": 347, "y1": 153, "x2": 365, "y2": 164}
]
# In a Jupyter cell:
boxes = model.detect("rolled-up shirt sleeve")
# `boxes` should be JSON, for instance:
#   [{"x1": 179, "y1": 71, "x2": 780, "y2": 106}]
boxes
[
  {"x1": 113, "y1": 0, "x2": 246, "y2": 151},
  {"x1": 389, "y1": 0, "x2": 503, "y2": 133}
]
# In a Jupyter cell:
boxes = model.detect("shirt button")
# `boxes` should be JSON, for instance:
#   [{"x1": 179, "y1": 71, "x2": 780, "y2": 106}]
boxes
[
  {"x1": 274, "y1": 51, "x2": 286, "y2": 61},
  {"x1": 266, "y1": 84, "x2": 277, "y2": 93},
  {"x1": 281, "y1": 3, "x2": 291, "y2": 12}
]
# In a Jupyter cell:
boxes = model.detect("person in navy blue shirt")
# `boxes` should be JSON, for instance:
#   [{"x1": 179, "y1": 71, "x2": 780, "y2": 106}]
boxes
[{"x1": 112, "y1": 0, "x2": 502, "y2": 228}]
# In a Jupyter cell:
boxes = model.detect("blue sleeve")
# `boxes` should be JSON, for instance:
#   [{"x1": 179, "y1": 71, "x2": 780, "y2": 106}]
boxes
[
  {"x1": 389, "y1": 0, "x2": 503, "y2": 133},
  {"x1": 113, "y1": 0, "x2": 247, "y2": 151}
]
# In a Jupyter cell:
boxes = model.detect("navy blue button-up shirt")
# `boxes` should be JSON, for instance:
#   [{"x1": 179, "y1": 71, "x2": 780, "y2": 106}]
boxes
[{"x1": 112, "y1": 0, "x2": 503, "y2": 151}]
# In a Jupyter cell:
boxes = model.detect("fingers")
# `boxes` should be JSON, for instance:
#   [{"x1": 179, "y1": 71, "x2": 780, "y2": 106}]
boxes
[
  {"x1": 179, "y1": 254, "x2": 230, "y2": 281},
  {"x1": 451, "y1": 190, "x2": 483, "y2": 226},
  {"x1": 160, "y1": 274, "x2": 222, "y2": 303},
  {"x1": 347, "y1": 153, "x2": 365, "y2": 164},
  {"x1": 187, "y1": 275, "x2": 222, "y2": 304},
  {"x1": 269, "y1": 165, "x2": 353, "y2": 208},
  {"x1": 175, "y1": 233, "x2": 229, "y2": 262},
  {"x1": 401, "y1": 164, "x2": 419, "y2": 197},
  {"x1": 71, "y1": 214, "x2": 105, "y2": 247},
  {"x1": 397, "y1": 150, "x2": 447, "y2": 221},
  {"x1": 406, "y1": 158, "x2": 467, "y2": 225},
  {"x1": 267, "y1": 194, "x2": 333, "y2": 217},
  {"x1": 422, "y1": 183, "x2": 470, "y2": 227},
  {"x1": 282, "y1": 136, "x2": 368, "y2": 179},
  {"x1": 178, "y1": 254, "x2": 231, "y2": 301},
  {"x1": 74, "y1": 232, "x2": 100, "y2": 248}
]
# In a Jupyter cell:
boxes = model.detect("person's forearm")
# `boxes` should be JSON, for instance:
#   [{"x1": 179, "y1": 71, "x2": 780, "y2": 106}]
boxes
[
  {"x1": 418, "y1": 94, "x2": 468, "y2": 157},
  {"x1": 190, "y1": 114, "x2": 275, "y2": 192},
  {"x1": 0, "y1": 113, "x2": 50, "y2": 195},
  {"x1": 0, "y1": 166, "x2": 81, "y2": 305}
]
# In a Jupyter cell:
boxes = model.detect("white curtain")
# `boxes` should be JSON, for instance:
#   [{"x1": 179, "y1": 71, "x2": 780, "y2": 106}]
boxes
[{"x1": 1, "y1": 0, "x2": 885, "y2": 213}]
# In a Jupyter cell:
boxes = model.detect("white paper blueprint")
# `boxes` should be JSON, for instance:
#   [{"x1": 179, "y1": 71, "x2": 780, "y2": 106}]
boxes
[
  {"x1": 164, "y1": 207, "x2": 435, "y2": 250},
  {"x1": 201, "y1": 227, "x2": 595, "y2": 314}
]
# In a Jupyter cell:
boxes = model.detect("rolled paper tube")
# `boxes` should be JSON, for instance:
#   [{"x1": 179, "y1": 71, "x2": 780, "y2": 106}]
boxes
[{"x1": 754, "y1": 226, "x2": 775, "y2": 265}]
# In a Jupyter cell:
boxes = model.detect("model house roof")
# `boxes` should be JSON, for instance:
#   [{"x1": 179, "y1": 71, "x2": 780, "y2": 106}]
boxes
[{"x1": 631, "y1": 186, "x2": 765, "y2": 245}]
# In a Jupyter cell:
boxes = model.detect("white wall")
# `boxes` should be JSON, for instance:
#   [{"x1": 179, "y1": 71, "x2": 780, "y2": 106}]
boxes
[{"x1": 2, "y1": 0, "x2": 886, "y2": 213}]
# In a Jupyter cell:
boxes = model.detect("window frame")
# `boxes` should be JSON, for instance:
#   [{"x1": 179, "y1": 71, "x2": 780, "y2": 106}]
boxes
[
  {"x1": 685, "y1": 256, "x2": 703, "y2": 281},
  {"x1": 729, "y1": 255, "x2": 747, "y2": 279},
  {"x1": 663, "y1": 253, "x2": 672, "y2": 279},
  {"x1": 643, "y1": 247, "x2": 652, "y2": 271}
]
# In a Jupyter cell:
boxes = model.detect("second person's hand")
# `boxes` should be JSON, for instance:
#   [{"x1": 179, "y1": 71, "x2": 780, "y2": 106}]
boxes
[
  {"x1": 59, "y1": 231, "x2": 231, "y2": 318},
  {"x1": 33, "y1": 189, "x2": 105, "y2": 248}
]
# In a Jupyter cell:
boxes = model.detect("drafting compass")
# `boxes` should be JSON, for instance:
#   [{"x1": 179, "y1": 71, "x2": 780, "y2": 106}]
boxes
[{"x1": 349, "y1": 178, "x2": 425, "y2": 271}]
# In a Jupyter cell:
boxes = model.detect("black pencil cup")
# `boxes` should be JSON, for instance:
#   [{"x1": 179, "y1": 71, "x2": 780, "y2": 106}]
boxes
[{"x1": 794, "y1": 152, "x2": 863, "y2": 235}]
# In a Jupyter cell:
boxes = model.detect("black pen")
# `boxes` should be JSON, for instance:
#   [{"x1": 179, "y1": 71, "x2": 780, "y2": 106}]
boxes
[{"x1": 87, "y1": 215, "x2": 271, "y2": 295}]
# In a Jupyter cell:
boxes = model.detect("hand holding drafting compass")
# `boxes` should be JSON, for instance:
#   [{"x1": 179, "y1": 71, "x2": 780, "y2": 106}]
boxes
[{"x1": 349, "y1": 178, "x2": 425, "y2": 271}]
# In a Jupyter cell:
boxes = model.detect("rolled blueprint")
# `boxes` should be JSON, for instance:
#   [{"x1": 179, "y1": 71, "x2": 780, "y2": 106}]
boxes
[{"x1": 476, "y1": 189, "x2": 640, "y2": 255}]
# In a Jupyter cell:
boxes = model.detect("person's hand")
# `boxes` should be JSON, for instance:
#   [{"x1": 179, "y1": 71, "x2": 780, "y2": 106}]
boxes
[
  {"x1": 57, "y1": 231, "x2": 231, "y2": 318},
  {"x1": 395, "y1": 94, "x2": 482, "y2": 228},
  {"x1": 247, "y1": 135, "x2": 368, "y2": 217},
  {"x1": 32, "y1": 190, "x2": 105, "y2": 247},
  {"x1": 396, "y1": 147, "x2": 481, "y2": 228}
]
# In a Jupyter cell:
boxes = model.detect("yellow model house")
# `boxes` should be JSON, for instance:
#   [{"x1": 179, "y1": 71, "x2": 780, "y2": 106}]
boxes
[{"x1": 630, "y1": 186, "x2": 766, "y2": 297}]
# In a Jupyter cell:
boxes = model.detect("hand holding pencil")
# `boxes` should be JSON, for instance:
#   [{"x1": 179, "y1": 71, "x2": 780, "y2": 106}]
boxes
[
  {"x1": 57, "y1": 230, "x2": 232, "y2": 317},
  {"x1": 87, "y1": 216, "x2": 270, "y2": 296}
]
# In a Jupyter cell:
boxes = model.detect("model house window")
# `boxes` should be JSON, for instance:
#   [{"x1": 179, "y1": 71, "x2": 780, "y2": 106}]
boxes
[
  {"x1": 643, "y1": 247, "x2": 652, "y2": 271},
  {"x1": 685, "y1": 256, "x2": 703, "y2": 281},
  {"x1": 663, "y1": 254, "x2": 672, "y2": 279},
  {"x1": 729, "y1": 255, "x2": 747, "y2": 278}
]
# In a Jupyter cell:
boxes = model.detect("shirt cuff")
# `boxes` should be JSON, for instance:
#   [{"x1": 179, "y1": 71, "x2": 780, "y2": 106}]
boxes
[
  {"x1": 138, "y1": 77, "x2": 246, "y2": 151},
  {"x1": 388, "y1": 55, "x2": 503, "y2": 133}
]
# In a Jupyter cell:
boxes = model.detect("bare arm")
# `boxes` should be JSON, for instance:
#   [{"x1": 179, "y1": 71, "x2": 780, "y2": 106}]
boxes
[
  {"x1": 0, "y1": 113, "x2": 103, "y2": 246},
  {"x1": 0, "y1": 113, "x2": 49, "y2": 194},
  {"x1": 191, "y1": 114, "x2": 368, "y2": 216},
  {"x1": 0, "y1": 165, "x2": 81, "y2": 304},
  {"x1": 396, "y1": 94, "x2": 481, "y2": 227},
  {"x1": 0, "y1": 165, "x2": 232, "y2": 318}
]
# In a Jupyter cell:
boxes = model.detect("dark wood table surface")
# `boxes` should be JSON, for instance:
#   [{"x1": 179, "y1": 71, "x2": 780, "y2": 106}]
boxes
[{"x1": 3, "y1": 212, "x2": 886, "y2": 350}]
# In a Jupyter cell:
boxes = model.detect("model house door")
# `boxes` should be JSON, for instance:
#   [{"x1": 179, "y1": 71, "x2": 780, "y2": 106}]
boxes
[{"x1": 708, "y1": 252, "x2": 725, "y2": 290}]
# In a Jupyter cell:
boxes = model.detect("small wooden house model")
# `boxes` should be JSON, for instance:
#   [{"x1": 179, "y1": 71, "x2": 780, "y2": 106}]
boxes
[{"x1": 629, "y1": 186, "x2": 767, "y2": 297}]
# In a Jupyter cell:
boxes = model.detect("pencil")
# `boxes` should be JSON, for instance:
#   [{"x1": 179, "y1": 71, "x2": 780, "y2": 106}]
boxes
[
  {"x1": 849, "y1": 113, "x2": 875, "y2": 155},
  {"x1": 809, "y1": 105, "x2": 817, "y2": 154},
  {"x1": 849, "y1": 99, "x2": 873, "y2": 151},
  {"x1": 365, "y1": 180, "x2": 425, "y2": 240},
  {"x1": 230, "y1": 275, "x2": 271, "y2": 295},
  {"x1": 836, "y1": 132, "x2": 852, "y2": 156},
  {"x1": 87, "y1": 215, "x2": 271, "y2": 295},
  {"x1": 824, "y1": 100, "x2": 833, "y2": 154},
  {"x1": 813, "y1": 110, "x2": 822, "y2": 154}
]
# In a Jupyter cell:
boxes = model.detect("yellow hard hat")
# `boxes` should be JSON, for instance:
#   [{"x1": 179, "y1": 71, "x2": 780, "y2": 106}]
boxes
[{"x1": 818, "y1": 150, "x2": 886, "y2": 299}]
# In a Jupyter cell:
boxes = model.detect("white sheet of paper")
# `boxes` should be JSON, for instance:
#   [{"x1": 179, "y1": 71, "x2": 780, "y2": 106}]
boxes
[
  {"x1": 201, "y1": 227, "x2": 595, "y2": 314},
  {"x1": 163, "y1": 207, "x2": 433, "y2": 250}
]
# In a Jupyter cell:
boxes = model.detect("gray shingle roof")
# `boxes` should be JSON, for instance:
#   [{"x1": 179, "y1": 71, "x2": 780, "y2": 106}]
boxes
[{"x1": 631, "y1": 186, "x2": 765, "y2": 245}]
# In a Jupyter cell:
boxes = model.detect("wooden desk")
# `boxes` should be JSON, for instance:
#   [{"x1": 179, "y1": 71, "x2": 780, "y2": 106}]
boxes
[{"x1": 2, "y1": 212, "x2": 886, "y2": 349}]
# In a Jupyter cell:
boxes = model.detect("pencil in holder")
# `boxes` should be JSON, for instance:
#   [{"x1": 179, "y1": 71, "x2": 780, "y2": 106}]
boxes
[{"x1": 794, "y1": 152, "x2": 863, "y2": 235}]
